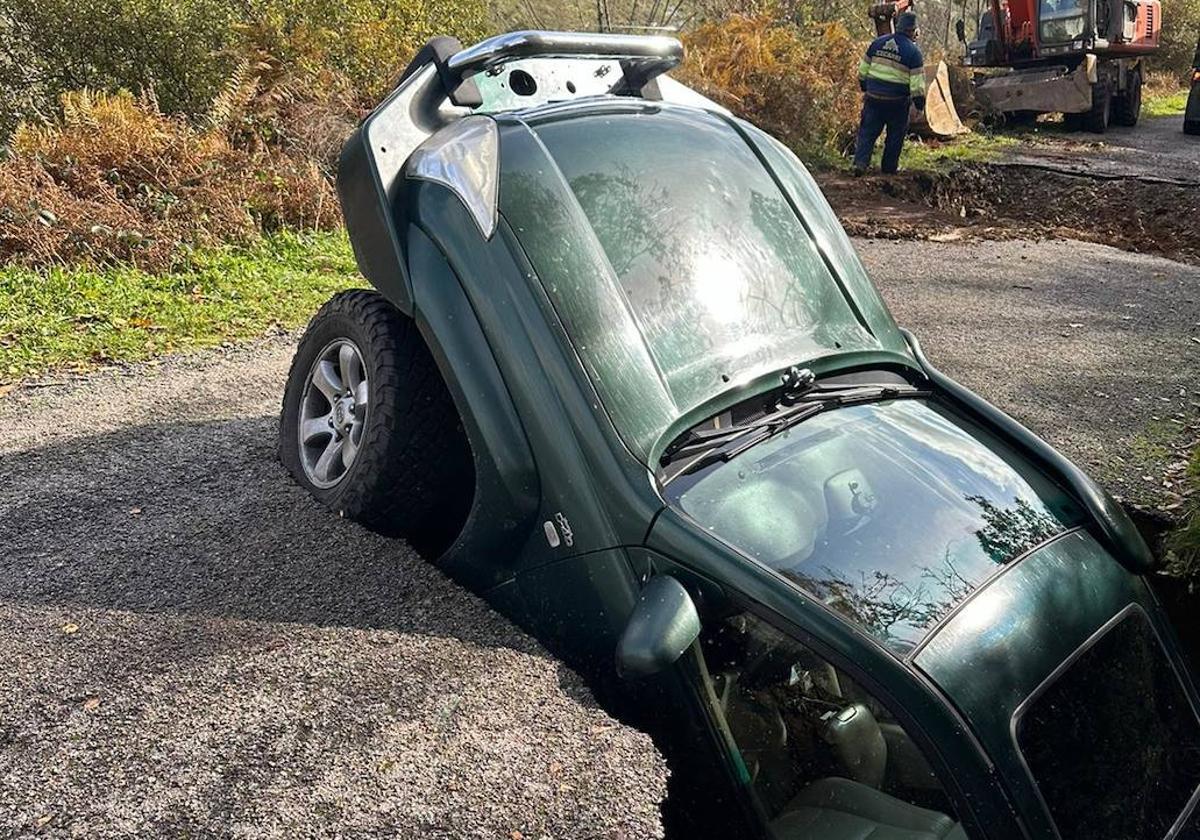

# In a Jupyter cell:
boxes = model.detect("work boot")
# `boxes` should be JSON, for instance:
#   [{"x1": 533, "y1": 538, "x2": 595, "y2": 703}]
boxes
[{"x1": 852, "y1": 165, "x2": 866, "y2": 177}]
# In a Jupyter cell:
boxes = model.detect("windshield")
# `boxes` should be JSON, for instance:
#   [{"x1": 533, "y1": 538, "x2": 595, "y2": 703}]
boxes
[
  {"x1": 665, "y1": 399, "x2": 1083, "y2": 653},
  {"x1": 1040, "y1": 0, "x2": 1087, "y2": 42}
]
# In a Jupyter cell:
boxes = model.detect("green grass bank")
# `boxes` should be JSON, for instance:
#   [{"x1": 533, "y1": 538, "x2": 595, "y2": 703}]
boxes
[{"x1": 0, "y1": 231, "x2": 359, "y2": 384}]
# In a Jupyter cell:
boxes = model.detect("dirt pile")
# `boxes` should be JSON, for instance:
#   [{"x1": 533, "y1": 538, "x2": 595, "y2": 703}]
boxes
[{"x1": 820, "y1": 163, "x2": 1200, "y2": 265}]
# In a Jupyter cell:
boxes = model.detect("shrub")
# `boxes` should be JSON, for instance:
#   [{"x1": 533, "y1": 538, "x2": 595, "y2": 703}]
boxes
[
  {"x1": 0, "y1": 89, "x2": 337, "y2": 270},
  {"x1": 677, "y1": 11, "x2": 864, "y2": 157},
  {"x1": 0, "y1": 0, "x2": 489, "y2": 134},
  {"x1": 1, "y1": 0, "x2": 239, "y2": 128},
  {"x1": 1159, "y1": 0, "x2": 1200, "y2": 79},
  {"x1": 244, "y1": 0, "x2": 490, "y2": 105},
  {"x1": 204, "y1": 40, "x2": 362, "y2": 174}
]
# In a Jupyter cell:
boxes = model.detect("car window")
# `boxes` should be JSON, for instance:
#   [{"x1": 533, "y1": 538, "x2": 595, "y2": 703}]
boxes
[
  {"x1": 1039, "y1": 0, "x2": 1087, "y2": 41},
  {"x1": 1016, "y1": 608, "x2": 1200, "y2": 839},
  {"x1": 697, "y1": 609, "x2": 971, "y2": 838},
  {"x1": 667, "y1": 399, "x2": 1083, "y2": 654}
]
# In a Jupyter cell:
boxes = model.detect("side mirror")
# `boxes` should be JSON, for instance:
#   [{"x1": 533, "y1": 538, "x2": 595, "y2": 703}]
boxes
[
  {"x1": 616, "y1": 576, "x2": 701, "y2": 678},
  {"x1": 956, "y1": 18, "x2": 967, "y2": 42}
]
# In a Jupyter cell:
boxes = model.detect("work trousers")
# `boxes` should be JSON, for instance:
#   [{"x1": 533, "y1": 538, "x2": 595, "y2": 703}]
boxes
[{"x1": 853, "y1": 96, "x2": 911, "y2": 174}]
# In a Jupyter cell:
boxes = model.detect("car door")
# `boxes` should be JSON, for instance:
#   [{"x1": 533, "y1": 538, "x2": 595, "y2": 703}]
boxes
[{"x1": 680, "y1": 599, "x2": 980, "y2": 840}]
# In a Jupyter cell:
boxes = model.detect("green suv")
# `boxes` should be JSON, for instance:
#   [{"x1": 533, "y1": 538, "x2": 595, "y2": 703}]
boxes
[{"x1": 280, "y1": 31, "x2": 1200, "y2": 839}]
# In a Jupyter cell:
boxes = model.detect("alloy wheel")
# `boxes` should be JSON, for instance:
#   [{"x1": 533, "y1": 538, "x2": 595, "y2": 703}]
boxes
[{"x1": 298, "y1": 339, "x2": 370, "y2": 488}]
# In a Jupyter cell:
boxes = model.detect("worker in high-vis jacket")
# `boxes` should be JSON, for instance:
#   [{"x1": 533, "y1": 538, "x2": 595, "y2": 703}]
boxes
[{"x1": 853, "y1": 12, "x2": 926, "y2": 176}]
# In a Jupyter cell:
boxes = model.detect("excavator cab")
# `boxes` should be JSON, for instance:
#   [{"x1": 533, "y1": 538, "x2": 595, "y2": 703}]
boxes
[{"x1": 965, "y1": 0, "x2": 1159, "y2": 62}]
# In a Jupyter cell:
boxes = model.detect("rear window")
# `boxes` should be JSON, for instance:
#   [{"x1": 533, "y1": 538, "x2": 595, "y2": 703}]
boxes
[{"x1": 1017, "y1": 609, "x2": 1200, "y2": 839}]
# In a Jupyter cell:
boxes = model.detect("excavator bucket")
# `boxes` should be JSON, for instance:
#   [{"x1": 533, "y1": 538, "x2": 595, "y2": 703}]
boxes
[{"x1": 911, "y1": 60, "x2": 969, "y2": 138}]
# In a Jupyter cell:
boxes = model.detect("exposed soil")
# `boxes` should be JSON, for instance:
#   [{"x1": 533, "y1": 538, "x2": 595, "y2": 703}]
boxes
[{"x1": 820, "y1": 162, "x2": 1200, "y2": 266}]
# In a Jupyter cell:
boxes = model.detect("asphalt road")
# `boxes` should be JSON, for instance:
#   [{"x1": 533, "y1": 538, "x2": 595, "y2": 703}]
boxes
[
  {"x1": 0, "y1": 340, "x2": 667, "y2": 839},
  {"x1": 1001, "y1": 115, "x2": 1200, "y2": 185},
  {"x1": 1, "y1": 235, "x2": 1197, "y2": 838}
]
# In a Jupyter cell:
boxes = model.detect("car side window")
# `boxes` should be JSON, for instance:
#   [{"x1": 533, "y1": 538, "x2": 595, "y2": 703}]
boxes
[{"x1": 696, "y1": 610, "x2": 971, "y2": 839}]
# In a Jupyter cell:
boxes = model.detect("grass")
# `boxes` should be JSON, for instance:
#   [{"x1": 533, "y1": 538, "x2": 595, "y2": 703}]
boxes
[
  {"x1": 804, "y1": 126, "x2": 1020, "y2": 174},
  {"x1": 1129, "y1": 419, "x2": 1181, "y2": 464},
  {"x1": 0, "y1": 230, "x2": 360, "y2": 384},
  {"x1": 1144, "y1": 88, "x2": 1192, "y2": 117},
  {"x1": 897, "y1": 129, "x2": 1020, "y2": 171},
  {"x1": 1167, "y1": 447, "x2": 1200, "y2": 580}
]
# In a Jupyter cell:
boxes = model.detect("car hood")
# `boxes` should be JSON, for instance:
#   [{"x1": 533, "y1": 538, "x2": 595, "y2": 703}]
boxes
[
  {"x1": 495, "y1": 101, "x2": 914, "y2": 464},
  {"x1": 913, "y1": 529, "x2": 1197, "y2": 835}
]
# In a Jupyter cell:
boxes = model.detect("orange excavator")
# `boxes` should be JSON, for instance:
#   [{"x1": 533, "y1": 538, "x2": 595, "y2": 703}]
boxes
[{"x1": 956, "y1": 0, "x2": 1160, "y2": 130}]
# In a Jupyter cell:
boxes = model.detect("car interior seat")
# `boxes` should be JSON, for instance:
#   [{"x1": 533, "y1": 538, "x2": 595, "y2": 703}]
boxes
[{"x1": 771, "y1": 777, "x2": 968, "y2": 840}]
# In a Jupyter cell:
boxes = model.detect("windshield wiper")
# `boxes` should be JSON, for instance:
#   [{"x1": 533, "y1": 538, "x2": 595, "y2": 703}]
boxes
[
  {"x1": 660, "y1": 382, "x2": 930, "y2": 481},
  {"x1": 660, "y1": 402, "x2": 819, "y2": 464}
]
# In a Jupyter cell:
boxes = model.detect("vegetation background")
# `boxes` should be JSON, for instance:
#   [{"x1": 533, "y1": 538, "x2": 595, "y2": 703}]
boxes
[
  {"x1": 3, "y1": 0, "x2": 1198, "y2": 275},
  {"x1": 0, "y1": 0, "x2": 1196, "y2": 563}
]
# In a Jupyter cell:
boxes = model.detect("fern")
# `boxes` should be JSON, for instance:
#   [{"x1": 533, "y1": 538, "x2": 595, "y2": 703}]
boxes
[
  {"x1": 207, "y1": 60, "x2": 259, "y2": 130},
  {"x1": 60, "y1": 89, "x2": 99, "y2": 129}
]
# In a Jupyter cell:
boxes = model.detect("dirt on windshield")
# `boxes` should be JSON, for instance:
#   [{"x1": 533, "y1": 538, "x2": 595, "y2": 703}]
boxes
[{"x1": 819, "y1": 162, "x2": 1200, "y2": 266}]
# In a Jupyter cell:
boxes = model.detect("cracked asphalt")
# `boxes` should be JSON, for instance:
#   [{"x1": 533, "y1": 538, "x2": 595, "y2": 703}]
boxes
[
  {"x1": 0, "y1": 235, "x2": 1196, "y2": 838},
  {"x1": 0, "y1": 338, "x2": 667, "y2": 839},
  {"x1": 1000, "y1": 115, "x2": 1200, "y2": 186}
]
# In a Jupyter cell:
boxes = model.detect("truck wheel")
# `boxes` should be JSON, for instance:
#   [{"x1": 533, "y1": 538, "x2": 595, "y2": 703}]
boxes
[
  {"x1": 1083, "y1": 82, "x2": 1111, "y2": 133},
  {"x1": 279, "y1": 289, "x2": 474, "y2": 556},
  {"x1": 1186, "y1": 121, "x2": 1200, "y2": 136},
  {"x1": 1112, "y1": 70, "x2": 1142, "y2": 127}
]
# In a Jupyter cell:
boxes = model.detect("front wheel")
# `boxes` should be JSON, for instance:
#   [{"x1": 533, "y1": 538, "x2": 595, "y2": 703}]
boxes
[
  {"x1": 1083, "y1": 81, "x2": 1112, "y2": 133},
  {"x1": 279, "y1": 289, "x2": 474, "y2": 556},
  {"x1": 1112, "y1": 69, "x2": 1142, "y2": 127}
]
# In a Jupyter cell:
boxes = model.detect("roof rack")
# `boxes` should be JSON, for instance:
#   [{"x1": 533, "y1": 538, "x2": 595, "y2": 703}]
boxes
[{"x1": 447, "y1": 30, "x2": 683, "y2": 94}]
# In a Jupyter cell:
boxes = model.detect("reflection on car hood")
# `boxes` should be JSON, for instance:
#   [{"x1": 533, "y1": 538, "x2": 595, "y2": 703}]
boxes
[{"x1": 497, "y1": 102, "x2": 912, "y2": 462}]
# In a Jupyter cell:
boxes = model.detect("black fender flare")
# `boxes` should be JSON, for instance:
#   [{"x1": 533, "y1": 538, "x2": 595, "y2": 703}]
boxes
[{"x1": 406, "y1": 225, "x2": 541, "y2": 589}]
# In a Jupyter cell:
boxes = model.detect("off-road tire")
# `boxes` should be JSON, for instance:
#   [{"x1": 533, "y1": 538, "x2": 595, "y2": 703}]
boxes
[
  {"x1": 280, "y1": 289, "x2": 474, "y2": 556},
  {"x1": 1083, "y1": 82, "x2": 1112, "y2": 133},
  {"x1": 1186, "y1": 120, "x2": 1200, "y2": 136},
  {"x1": 1112, "y1": 69, "x2": 1142, "y2": 127}
]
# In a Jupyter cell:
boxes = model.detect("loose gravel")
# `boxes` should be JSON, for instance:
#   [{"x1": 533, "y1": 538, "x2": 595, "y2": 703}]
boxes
[{"x1": 0, "y1": 338, "x2": 667, "y2": 839}]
